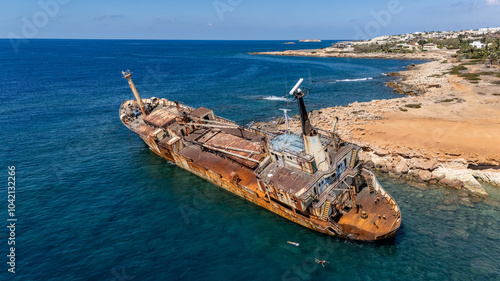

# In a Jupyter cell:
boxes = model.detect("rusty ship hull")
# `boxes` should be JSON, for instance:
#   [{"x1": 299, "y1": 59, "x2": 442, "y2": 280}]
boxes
[{"x1": 119, "y1": 72, "x2": 401, "y2": 241}]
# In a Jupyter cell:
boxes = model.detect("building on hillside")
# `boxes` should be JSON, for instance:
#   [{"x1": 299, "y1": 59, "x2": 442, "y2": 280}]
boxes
[
  {"x1": 423, "y1": 43, "x2": 438, "y2": 50},
  {"x1": 470, "y1": 41, "x2": 485, "y2": 49}
]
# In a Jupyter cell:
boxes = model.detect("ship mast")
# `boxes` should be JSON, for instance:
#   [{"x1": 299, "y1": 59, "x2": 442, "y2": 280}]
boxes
[
  {"x1": 122, "y1": 70, "x2": 148, "y2": 116},
  {"x1": 290, "y1": 78, "x2": 330, "y2": 171},
  {"x1": 279, "y1": 108, "x2": 291, "y2": 134},
  {"x1": 289, "y1": 79, "x2": 314, "y2": 136}
]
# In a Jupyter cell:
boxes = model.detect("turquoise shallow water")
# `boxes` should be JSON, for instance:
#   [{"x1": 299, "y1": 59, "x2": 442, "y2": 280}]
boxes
[{"x1": 0, "y1": 39, "x2": 499, "y2": 280}]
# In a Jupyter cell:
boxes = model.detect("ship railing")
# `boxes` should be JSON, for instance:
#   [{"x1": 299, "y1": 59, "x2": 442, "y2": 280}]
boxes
[
  {"x1": 254, "y1": 155, "x2": 272, "y2": 176},
  {"x1": 362, "y1": 167, "x2": 400, "y2": 215},
  {"x1": 213, "y1": 115, "x2": 238, "y2": 125},
  {"x1": 331, "y1": 144, "x2": 354, "y2": 166},
  {"x1": 160, "y1": 99, "x2": 194, "y2": 111},
  {"x1": 315, "y1": 216, "x2": 344, "y2": 236},
  {"x1": 326, "y1": 217, "x2": 344, "y2": 235},
  {"x1": 312, "y1": 166, "x2": 359, "y2": 209}
]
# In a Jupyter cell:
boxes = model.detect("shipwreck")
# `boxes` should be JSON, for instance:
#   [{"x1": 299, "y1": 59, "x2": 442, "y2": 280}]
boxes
[{"x1": 119, "y1": 71, "x2": 401, "y2": 241}]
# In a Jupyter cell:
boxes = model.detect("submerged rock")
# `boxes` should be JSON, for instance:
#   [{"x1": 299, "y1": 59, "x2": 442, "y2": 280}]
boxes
[
  {"x1": 439, "y1": 177, "x2": 463, "y2": 189},
  {"x1": 418, "y1": 169, "x2": 433, "y2": 182}
]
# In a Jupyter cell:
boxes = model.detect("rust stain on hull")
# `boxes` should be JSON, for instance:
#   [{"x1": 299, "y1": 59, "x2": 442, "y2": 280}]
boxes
[{"x1": 119, "y1": 73, "x2": 401, "y2": 241}]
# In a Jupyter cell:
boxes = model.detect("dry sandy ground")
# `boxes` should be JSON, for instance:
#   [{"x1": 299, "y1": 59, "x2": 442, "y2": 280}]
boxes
[{"x1": 351, "y1": 74, "x2": 500, "y2": 165}]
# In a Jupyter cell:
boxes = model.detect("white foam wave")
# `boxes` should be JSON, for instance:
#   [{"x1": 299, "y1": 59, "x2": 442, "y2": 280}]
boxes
[
  {"x1": 261, "y1": 96, "x2": 290, "y2": 101},
  {"x1": 329, "y1": 77, "x2": 373, "y2": 83}
]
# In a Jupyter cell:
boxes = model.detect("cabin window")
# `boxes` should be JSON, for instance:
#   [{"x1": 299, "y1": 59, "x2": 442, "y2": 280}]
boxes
[
  {"x1": 317, "y1": 179, "x2": 328, "y2": 194},
  {"x1": 337, "y1": 160, "x2": 346, "y2": 177}
]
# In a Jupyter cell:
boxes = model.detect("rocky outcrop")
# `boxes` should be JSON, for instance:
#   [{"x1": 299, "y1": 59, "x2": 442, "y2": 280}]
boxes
[
  {"x1": 250, "y1": 50, "x2": 447, "y2": 61},
  {"x1": 386, "y1": 80, "x2": 424, "y2": 96},
  {"x1": 393, "y1": 158, "x2": 409, "y2": 175},
  {"x1": 357, "y1": 150, "x2": 491, "y2": 196},
  {"x1": 470, "y1": 170, "x2": 500, "y2": 187}
]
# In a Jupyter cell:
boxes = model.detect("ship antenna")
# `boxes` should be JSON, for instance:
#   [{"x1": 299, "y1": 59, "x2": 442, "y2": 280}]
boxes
[
  {"x1": 279, "y1": 108, "x2": 291, "y2": 134},
  {"x1": 289, "y1": 78, "x2": 314, "y2": 136}
]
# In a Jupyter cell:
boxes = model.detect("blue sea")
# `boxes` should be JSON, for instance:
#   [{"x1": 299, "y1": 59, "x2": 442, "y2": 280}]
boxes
[{"x1": 1, "y1": 39, "x2": 499, "y2": 280}]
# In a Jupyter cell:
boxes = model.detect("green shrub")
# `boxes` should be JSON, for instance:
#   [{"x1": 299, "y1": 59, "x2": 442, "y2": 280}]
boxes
[
  {"x1": 449, "y1": 65, "x2": 467, "y2": 74},
  {"x1": 404, "y1": 103, "x2": 422, "y2": 109},
  {"x1": 476, "y1": 72, "x2": 495, "y2": 76}
]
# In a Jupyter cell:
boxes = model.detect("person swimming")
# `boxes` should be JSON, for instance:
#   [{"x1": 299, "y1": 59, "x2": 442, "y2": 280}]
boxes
[{"x1": 315, "y1": 259, "x2": 329, "y2": 267}]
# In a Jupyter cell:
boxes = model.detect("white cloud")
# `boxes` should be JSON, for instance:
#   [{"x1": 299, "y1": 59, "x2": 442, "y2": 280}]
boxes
[{"x1": 486, "y1": 0, "x2": 500, "y2": 5}]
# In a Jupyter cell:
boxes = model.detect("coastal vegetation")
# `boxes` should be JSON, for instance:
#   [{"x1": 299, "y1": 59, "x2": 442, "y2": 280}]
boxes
[
  {"x1": 344, "y1": 29, "x2": 500, "y2": 65},
  {"x1": 353, "y1": 43, "x2": 416, "y2": 54},
  {"x1": 441, "y1": 98, "x2": 455, "y2": 103},
  {"x1": 404, "y1": 103, "x2": 421, "y2": 109},
  {"x1": 455, "y1": 38, "x2": 500, "y2": 64},
  {"x1": 350, "y1": 37, "x2": 500, "y2": 64},
  {"x1": 447, "y1": 63, "x2": 499, "y2": 83}
]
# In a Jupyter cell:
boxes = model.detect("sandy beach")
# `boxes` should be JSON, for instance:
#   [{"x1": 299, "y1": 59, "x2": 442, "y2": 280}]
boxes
[{"x1": 254, "y1": 50, "x2": 500, "y2": 196}]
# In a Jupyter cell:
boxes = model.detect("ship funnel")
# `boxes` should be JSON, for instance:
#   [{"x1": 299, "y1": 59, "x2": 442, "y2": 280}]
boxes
[{"x1": 122, "y1": 70, "x2": 148, "y2": 116}]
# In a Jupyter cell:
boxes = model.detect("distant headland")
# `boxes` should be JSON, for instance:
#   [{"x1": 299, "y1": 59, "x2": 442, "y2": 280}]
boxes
[{"x1": 299, "y1": 39, "x2": 321, "y2": 42}]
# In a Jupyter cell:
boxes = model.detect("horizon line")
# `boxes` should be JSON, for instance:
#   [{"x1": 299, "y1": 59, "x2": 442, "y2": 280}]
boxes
[{"x1": 0, "y1": 37, "x2": 351, "y2": 41}]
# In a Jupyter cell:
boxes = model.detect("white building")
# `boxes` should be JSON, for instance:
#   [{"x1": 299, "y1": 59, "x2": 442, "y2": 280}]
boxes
[
  {"x1": 470, "y1": 41, "x2": 485, "y2": 49},
  {"x1": 423, "y1": 43, "x2": 438, "y2": 50},
  {"x1": 476, "y1": 27, "x2": 500, "y2": 35}
]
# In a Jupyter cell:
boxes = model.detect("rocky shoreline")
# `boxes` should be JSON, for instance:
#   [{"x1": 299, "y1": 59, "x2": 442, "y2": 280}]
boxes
[
  {"x1": 254, "y1": 51, "x2": 500, "y2": 196},
  {"x1": 250, "y1": 49, "x2": 450, "y2": 61}
]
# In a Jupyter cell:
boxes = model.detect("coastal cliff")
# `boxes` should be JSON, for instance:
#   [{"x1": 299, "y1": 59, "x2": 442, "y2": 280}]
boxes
[{"x1": 255, "y1": 54, "x2": 500, "y2": 196}]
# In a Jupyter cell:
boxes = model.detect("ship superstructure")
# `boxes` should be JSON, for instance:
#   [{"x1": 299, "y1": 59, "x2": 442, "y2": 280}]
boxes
[{"x1": 120, "y1": 71, "x2": 401, "y2": 241}]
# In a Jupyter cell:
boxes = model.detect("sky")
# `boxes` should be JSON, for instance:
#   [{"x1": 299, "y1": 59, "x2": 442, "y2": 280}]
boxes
[{"x1": 1, "y1": 0, "x2": 500, "y2": 40}]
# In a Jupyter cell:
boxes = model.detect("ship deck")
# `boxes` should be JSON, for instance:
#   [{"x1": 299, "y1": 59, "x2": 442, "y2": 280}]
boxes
[
  {"x1": 179, "y1": 145, "x2": 263, "y2": 196},
  {"x1": 184, "y1": 128, "x2": 265, "y2": 169},
  {"x1": 260, "y1": 162, "x2": 316, "y2": 196},
  {"x1": 337, "y1": 187, "x2": 400, "y2": 240}
]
